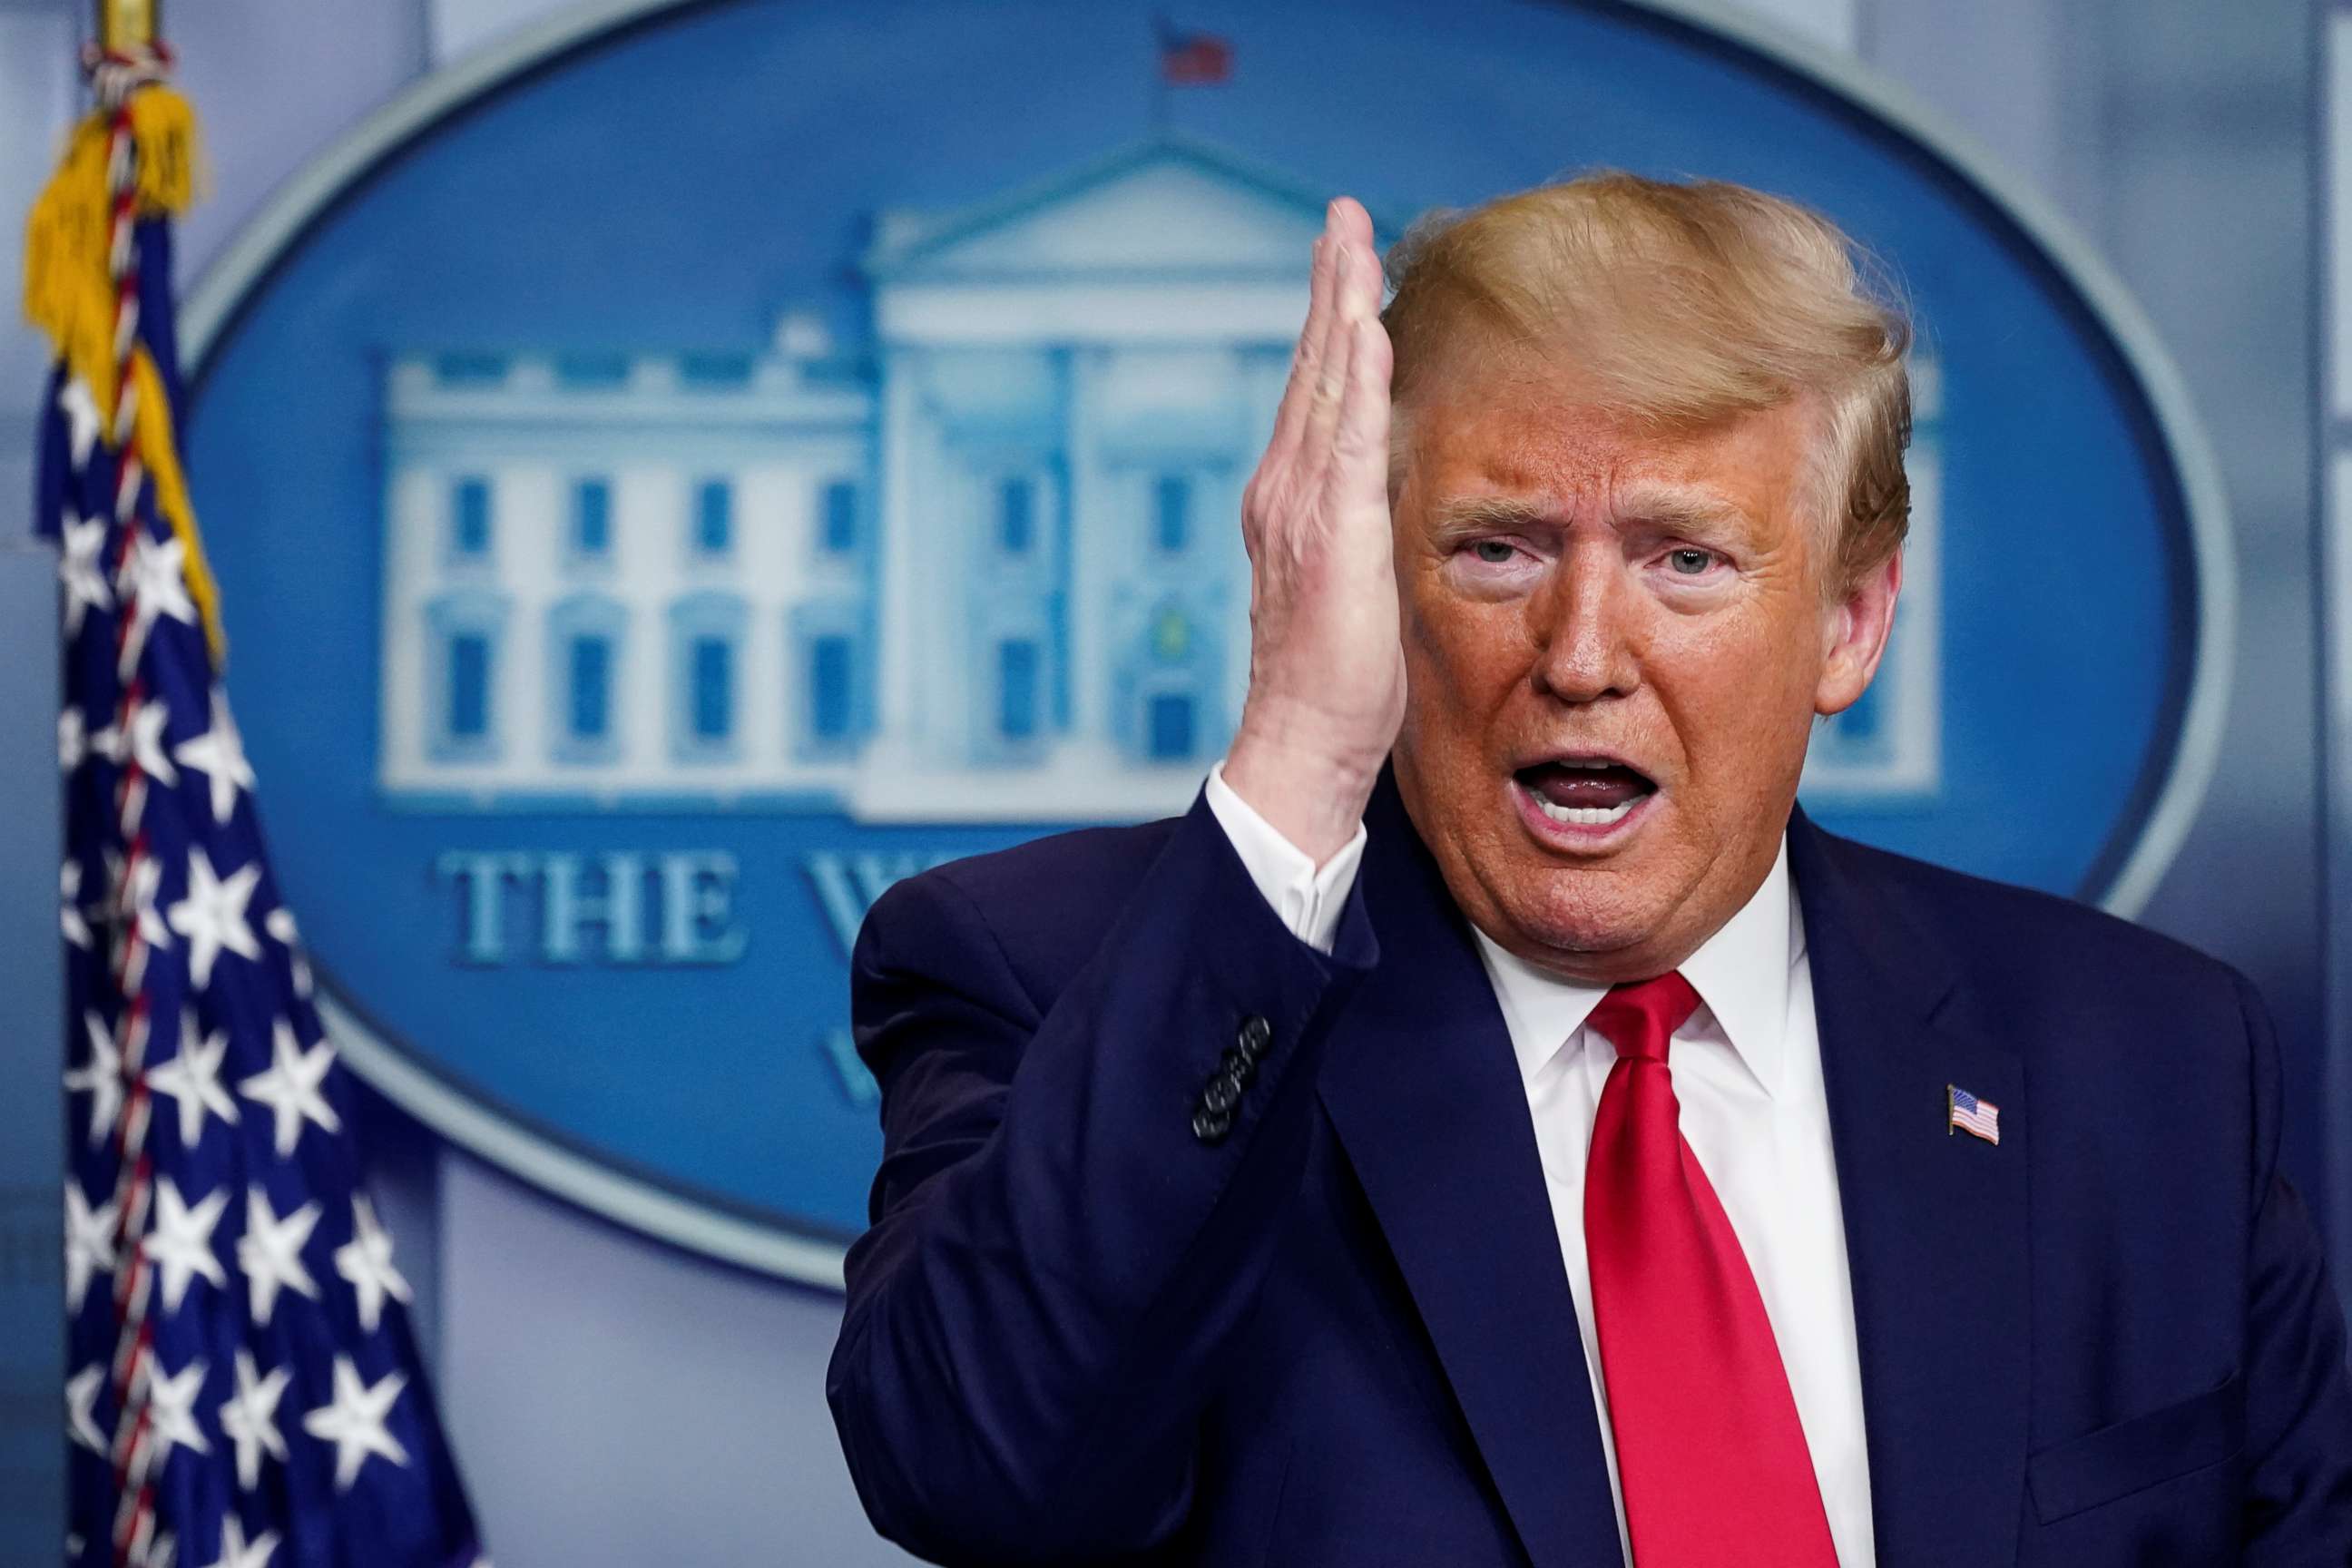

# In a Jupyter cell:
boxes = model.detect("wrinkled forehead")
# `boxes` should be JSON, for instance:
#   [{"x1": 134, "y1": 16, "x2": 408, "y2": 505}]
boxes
[{"x1": 1389, "y1": 362, "x2": 1836, "y2": 556}]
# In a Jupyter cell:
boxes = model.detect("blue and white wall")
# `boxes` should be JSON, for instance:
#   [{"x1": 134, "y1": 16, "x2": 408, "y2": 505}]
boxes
[{"x1": 0, "y1": 0, "x2": 2330, "y2": 1563}]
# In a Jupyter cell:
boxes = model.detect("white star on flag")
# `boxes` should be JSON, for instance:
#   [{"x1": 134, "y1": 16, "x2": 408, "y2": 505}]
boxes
[
  {"x1": 116, "y1": 529, "x2": 198, "y2": 674},
  {"x1": 148, "y1": 1009, "x2": 241, "y2": 1152},
  {"x1": 64, "y1": 1363, "x2": 105, "y2": 1454},
  {"x1": 64, "y1": 1010, "x2": 122, "y2": 1147},
  {"x1": 56, "y1": 374, "x2": 101, "y2": 467},
  {"x1": 64, "y1": 1179, "x2": 117, "y2": 1312},
  {"x1": 167, "y1": 845, "x2": 262, "y2": 991},
  {"x1": 238, "y1": 1187, "x2": 322, "y2": 1326},
  {"x1": 142, "y1": 1177, "x2": 230, "y2": 1314},
  {"x1": 58, "y1": 509, "x2": 113, "y2": 636},
  {"x1": 146, "y1": 1354, "x2": 213, "y2": 1461},
  {"x1": 61, "y1": 859, "x2": 92, "y2": 949},
  {"x1": 264, "y1": 906, "x2": 312, "y2": 998},
  {"x1": 201, "y1": 1514, "x2": 280, "y2": 1568},
  {"x1": 301, "y1": 1356, "x2": 410, "y2": 1491},
  {"x1": 219, "y1": 1349, "x2": 290, "y2": 1492},
  {"x1": 59, "y1": 705, "x2": 86, "y2": 771},
  {"x1": 334, "y1": 1195, "x2": 413, "y2": 1333},
  {"x1": 173, "y1": 688, "x2": 256, "y2": 825},
  {"x1": 123, "y1": 695, "x2": 179, "y2": 786},
  {"x1": 240, "y1": 1019, "x2": 342, "y2": 1157}
]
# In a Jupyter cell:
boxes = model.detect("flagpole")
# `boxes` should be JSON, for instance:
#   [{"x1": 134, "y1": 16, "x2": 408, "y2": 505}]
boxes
[
  {"x1": 1150, "y1": 17, "x2": 1170, "y2": 134},
  {"x1": 96, "y1": 0, "x2": 159, "y2": 51}
]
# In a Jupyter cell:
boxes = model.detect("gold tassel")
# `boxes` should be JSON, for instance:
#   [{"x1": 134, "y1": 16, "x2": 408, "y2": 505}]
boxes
[
  {"x1": 125, "y1": 86, "x2": 199, "y2": 214},
  {"x1": 23, "y1": 89, "x2": 201, "y2": 414},
  {"x1": 23, "y1": 117, "x2": 120, "y2": 419},
  {"x1": 22, "y1": 82, "x2": 220, "y2": 665}
]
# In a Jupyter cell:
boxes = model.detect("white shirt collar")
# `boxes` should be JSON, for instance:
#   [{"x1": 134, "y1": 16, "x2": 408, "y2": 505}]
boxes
[{"x1": 1473, "y1": 835, "x2": 1799, "y2": 1100}]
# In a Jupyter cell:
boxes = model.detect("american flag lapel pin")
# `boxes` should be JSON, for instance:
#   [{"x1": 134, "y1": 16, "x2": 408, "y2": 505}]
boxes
[{"x1": 1947, "y1": 1084, "x2": 2001, "y2": 1145}]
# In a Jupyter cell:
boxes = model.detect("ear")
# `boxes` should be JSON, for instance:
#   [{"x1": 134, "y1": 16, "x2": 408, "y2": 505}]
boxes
[{"x1": 1815, "y1": 548, "x2": 1902, "y2": 718}]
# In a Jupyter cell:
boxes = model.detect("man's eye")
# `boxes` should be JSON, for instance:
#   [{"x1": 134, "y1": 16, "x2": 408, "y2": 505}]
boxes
[
  {"x1": 1667, "y1": 548, "x2": 1715, "y2": 575},
  {"x1": 1470, "y1": 540, "x2": 1518, "y2": 564}
]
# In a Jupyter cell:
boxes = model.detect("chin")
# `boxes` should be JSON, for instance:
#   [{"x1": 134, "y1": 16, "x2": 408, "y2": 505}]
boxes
[{"x1": 1485, "y1": 866, "x2": 1662, "y2": 965}]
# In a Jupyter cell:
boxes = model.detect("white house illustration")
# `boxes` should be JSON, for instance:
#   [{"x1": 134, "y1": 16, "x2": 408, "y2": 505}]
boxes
[{"x1": 377, "y1": 135, "x2": 1939, "y2": 821}]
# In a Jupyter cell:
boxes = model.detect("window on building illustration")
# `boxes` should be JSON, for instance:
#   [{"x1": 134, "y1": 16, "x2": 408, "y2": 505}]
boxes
[
  {"x1": 695, "y1": 479, "x2": 732, "y2": 555},
  {"x1": 1154, "y1": 475, "x2": 1191, "y2": 553},
  {"x1": 556, "y1": 352, "x2": 631, "y2": 388},
  {"x1": 447, "y1": 632, "x2": 491, "y2": 740},
  {"x1": 997, "y1": 639, "x2": 1039, "y2": 741},
  {"x1": 666, "y1": 593, "x2": 743, "y2": 761},
  {"x1": 573, "y1": 478, "x2": 612, "y2": 557},
  {"x1": 810, "y1": 634, "x2": 853, "y2": 743},
  {"x1": 568, "y1": 634, "x2": 612, "y2": 741},
  {"x1": 680, "y1": 352, "x2": 753, "y2": 389},
  {"x1": 998, "y1": 476, "x2": 1034, "y2": 554},
  {"x1": 821, "y1": 479, "x2": 858, "y2": 554},
  {"x1": 426, "y1": 588, "x2": 507, "y2": 760},
  {"x1": 691, "y1": 636, "x2": 733, "y2": 741},
  {"x1": 434, "y1": 352, "x2": 506, "y2": 387},
  {"x1": 1148, "y1": 692, "x2": 1196, "y2": 761},
  {"x1": 452, "y1": 476, "x2": 493, "y2": 559}
]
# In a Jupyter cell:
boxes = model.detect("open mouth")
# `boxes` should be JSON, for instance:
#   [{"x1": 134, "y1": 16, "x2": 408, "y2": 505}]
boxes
[{"x1": 1513, "y1": 757, "x2": 1659, "y2": 829}]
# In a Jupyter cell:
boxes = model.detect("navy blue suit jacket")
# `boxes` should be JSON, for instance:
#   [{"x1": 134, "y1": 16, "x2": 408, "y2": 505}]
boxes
[{"x1": 828, "y1": 776, "x2": 2352, "y2": 1564}]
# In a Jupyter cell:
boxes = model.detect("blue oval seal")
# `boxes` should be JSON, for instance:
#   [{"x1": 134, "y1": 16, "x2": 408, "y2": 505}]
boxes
[{"x1": 181, "y1": 0, "x2": 2227, "y2": 1285}]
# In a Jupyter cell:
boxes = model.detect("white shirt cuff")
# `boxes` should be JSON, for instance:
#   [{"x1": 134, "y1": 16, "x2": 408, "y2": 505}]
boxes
[{"x1": 1203, "y1": 760, "x2": 1368, "y2": 956}]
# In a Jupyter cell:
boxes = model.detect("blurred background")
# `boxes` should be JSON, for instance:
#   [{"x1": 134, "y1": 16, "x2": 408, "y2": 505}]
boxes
[{"x1": 0, "y1": 0, "x2": 2338, "y2": 1562}]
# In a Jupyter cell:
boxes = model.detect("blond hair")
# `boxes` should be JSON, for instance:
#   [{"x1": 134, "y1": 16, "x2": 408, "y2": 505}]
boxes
[{"x1": 1380, "y1": 172, "x2": 1913, "y2": 584}]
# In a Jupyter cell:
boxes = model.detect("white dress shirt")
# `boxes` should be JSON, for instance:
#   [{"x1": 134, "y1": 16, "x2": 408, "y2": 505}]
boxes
[{"x1": 1204, "y1": 764, "x2": 1877, "y2": 1566}]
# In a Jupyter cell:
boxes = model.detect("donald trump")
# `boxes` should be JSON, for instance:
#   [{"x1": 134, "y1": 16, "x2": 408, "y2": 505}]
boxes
[{"x1": 827, "y1": 178, "x2": 2352, "y2": 1565}]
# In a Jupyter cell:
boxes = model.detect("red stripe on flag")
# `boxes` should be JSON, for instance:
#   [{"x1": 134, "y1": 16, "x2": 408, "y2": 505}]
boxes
[{"x1": 1161, "y1": 32, "x2": 1231, "y2": 84}]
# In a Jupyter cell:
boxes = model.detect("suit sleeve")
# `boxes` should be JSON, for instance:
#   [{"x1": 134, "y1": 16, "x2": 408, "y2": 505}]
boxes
[
  {"x1": 2234, "y1": 972, "x2": 2352, "y2": 1561},
  {"x1": 826, "y1": 793, "x2": 1378, "y2": 1564}
]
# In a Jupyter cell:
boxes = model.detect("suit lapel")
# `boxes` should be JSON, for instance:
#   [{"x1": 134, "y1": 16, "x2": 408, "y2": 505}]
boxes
[
  {"x1": 1789, "y1": 809, "x2": 2031, "y2": 1567},
  {"x1": 1317, "y1": 777, "x2": 1622, "y2": 1568}
]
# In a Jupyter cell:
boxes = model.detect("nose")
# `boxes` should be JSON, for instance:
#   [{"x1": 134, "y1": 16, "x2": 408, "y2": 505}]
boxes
[{"x1": 1528, "y1": 538, "x2": 1641, "y2": 704}]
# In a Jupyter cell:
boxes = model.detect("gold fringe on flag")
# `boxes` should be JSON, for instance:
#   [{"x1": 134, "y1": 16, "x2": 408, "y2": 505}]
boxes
[{"x1": 23, "y1": 81, "x2": 225, "y2": 666}]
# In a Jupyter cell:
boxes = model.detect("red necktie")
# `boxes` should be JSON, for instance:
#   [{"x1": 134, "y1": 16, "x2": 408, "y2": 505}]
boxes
[{"x1": 1583, "y1": 973, "x2": 1838, "y2": 1566}]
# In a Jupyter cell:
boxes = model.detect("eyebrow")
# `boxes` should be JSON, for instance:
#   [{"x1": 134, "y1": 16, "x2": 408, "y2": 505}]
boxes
[
  {"x1": 1426, "y1": 495, "x2": 1555, "y2": 544},
  {"x1": 1426, "y1": 488, "x2": 1754, "y2": 543}
]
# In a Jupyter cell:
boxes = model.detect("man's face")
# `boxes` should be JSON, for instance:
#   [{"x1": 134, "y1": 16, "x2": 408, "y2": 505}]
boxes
[{"x1": 1390, "y1": 363, "x2": 1897, "y2": 984}]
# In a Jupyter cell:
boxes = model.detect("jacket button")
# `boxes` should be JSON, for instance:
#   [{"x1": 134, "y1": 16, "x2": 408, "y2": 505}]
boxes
[
  {"x1": 1238, "y1": 1014, "x2": 1273, "y2": 1059},
  {"x1": 1191, "y1": 1106, "x2": 1233, "y2": 1144},
  {"x1": 1220, "y1": 1045, "x2": 1256, "y2": 1083},
  {"x1": 1201, "y1": 1071, "x2": 1244, "y2": 1115}
]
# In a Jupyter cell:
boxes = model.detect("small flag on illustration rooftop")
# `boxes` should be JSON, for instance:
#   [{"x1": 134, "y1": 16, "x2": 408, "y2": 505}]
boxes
[
  {"x1": 25, "y1": 33, "x2": 488, "y2": 1568},
  {"x1": 1157, "y1": 19, "x2": 1234, "y2": 84}
]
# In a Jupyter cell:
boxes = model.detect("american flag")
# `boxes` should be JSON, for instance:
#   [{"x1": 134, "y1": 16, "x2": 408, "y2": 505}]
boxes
[
  {"x1": 32, "y1": 44, "x2": 486, "y2": 1568},
  {"x1": 1948, "y1": 1085, "x2": 2001, "y2": 1145},
  {"x1": 1155, "y1": 20, "x2": 1234, "y2": 85}
]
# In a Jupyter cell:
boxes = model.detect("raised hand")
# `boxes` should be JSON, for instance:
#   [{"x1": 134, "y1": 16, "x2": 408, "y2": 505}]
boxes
[{"x1": 1222, "y1": 198, "x2": 1405, "y2": 865}]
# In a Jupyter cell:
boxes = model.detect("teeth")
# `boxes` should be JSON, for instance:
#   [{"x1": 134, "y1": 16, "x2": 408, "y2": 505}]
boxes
[
  {"x1": 1534, "y1": 796, "x2": 1638, "y2": 827},
  {"x1": 1558, "y1": 758, "x2": 1613, "y2": 769}
]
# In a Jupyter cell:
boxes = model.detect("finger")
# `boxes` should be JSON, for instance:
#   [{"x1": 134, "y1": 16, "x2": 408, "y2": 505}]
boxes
[
  {"x1": 1298, "y1": 239, "x2": 1363, "y2": 477},
  {"x1": 1328, "y1": 199, "x2": 1381, "y2": 328},
  {"x1": 1264, "y1": 212, "x2": 1344, "y2": 465},
  {"x1": 1331, "y1": 309, "x2": 1394, "y2": 517}
]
